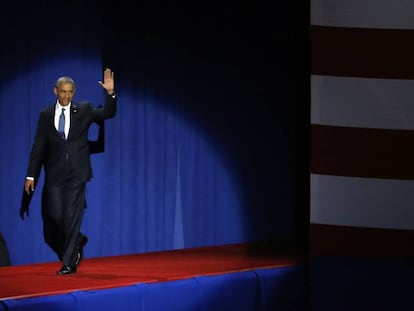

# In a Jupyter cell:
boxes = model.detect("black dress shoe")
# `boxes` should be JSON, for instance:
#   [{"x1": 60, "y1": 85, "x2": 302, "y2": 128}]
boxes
[
  {"x1": 57, "y1": 265, "x2": 77, "y2": 275},
  {"x1": 75, "y1": 235, "x2": 88, "y2": 266}
]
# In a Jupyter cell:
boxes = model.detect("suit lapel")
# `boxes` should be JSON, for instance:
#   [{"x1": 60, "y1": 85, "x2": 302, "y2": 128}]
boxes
[
  {"x1": 67, "y1": 103, "x2": 80, "y2": 140},
  {"x1": 47, "y1": 106, "x2": 59, "y2": 136}
]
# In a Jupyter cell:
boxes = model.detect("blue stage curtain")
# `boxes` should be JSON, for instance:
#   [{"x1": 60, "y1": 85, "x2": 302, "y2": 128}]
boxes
[{"x1": 0, "y1": 2, "x2": 298, "y2": 265}]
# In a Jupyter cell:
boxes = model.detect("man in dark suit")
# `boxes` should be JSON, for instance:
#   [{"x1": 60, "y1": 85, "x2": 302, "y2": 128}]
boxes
[{"x1": 20, "y1": 68, "x2": 117, "y2": 275}]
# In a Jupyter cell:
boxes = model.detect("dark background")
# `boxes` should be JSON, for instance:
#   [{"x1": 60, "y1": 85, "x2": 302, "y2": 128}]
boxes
[
  {"x1": 102, "y1": 0, "x2": 310, "y2": 247},
  {"x1": 0, "y1": 0, "x2": 310, "y2": 264}
]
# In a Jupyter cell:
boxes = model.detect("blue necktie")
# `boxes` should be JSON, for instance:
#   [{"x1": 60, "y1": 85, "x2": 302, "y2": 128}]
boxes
[{"x1": 58, "y1": 108, "x2": 65, "y2": 139}]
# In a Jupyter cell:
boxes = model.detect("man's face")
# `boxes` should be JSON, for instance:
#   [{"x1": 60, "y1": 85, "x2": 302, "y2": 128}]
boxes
[{"x1": 54, "y1": 82, "x2": 75, "y2": 106}]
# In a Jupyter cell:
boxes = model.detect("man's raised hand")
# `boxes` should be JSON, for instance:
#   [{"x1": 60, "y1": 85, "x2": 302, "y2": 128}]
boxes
[{"x1": 98, "y1": 68, "x2": 115, "y2": 95}]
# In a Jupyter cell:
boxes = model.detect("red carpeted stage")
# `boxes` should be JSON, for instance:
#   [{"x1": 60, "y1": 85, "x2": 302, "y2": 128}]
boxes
[{"x1": 0, "y1": 242, "x2": 308, "y2": 310}]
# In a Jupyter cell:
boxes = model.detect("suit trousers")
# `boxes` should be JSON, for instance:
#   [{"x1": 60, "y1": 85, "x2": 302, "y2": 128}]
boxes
[{"x1": 41, "y1": 161, "x2": 86, "y2": 267}]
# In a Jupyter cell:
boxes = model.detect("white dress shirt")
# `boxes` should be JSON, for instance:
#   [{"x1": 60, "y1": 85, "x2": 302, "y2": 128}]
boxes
[{"x1": 55, "y1": 102, "x2": 71, "y2": 138}]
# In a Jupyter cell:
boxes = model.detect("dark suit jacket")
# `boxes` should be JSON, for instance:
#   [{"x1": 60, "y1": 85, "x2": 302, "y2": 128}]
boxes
[
  {"x1": 26, "y1": 94, "x2": 116, "y2": 186},
  {"x1": 20, "y1": 95, "x2": 116, "y2": 215}
]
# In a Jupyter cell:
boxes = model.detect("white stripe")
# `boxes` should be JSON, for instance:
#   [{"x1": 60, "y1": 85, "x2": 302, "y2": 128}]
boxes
[
  {"x1": 311, "y1": 174, "x2": 414, "y2": 230},
  {"x1": 311, "y1": 0, "x2": 414, "y2": 29},
  {"x1": 311, "y1": 75, "x2": 414, "y2": 130}
]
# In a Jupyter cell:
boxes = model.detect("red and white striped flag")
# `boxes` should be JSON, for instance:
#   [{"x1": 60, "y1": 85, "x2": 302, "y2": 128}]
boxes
[{"x1": 311, "y1": 0, "x2": 414, "y2": 256}]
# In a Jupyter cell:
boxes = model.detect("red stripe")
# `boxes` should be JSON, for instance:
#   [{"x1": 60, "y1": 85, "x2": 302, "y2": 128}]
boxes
[
  {"x1": 311, "y1": 25, "x2": 414, "y2": 79},
  {"x1": 310, "y1": 223, "x2": 414, "y2": 256},
  {"x1": 311, "y1": 124, "x2": 414, "y2": 179}
]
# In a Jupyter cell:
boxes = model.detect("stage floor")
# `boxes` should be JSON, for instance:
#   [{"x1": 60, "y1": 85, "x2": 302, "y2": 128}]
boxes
[{"x1": 0, "y1": 242, "x2": 303, "y2": 301}]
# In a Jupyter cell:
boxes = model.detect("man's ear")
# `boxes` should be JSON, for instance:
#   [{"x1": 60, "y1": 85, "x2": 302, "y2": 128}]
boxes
[{"x1": 53, "y1": 87, "x2": 58, "y2": 96}]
